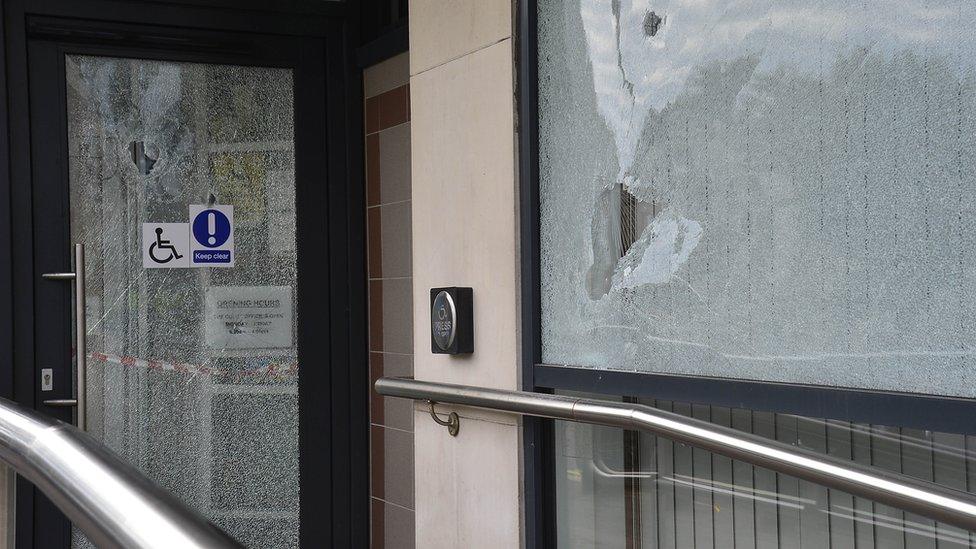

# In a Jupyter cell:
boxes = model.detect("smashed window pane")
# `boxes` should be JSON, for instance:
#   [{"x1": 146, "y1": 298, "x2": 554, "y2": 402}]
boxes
[
  {"x1": 538, "y1": 0, "x2": 976, "y2": 397},
  {"x1": 66, "y1": 55, "x2": 298, "y2": 548}
]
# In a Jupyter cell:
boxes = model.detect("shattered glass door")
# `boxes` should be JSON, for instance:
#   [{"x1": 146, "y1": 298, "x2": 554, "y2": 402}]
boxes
[
  {"x1": 66, "y1": 55, "x2": 298, "y2": 548},
  {"x1": 538, "y1": 0, "x2": 976, "y2": 398}
]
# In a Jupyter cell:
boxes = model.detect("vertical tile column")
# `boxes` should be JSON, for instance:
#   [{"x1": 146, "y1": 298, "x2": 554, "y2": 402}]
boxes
[
  {"x1": 364, "y1": 53, "x2": 415, "y2": 549},
  {"x1": 409, "y1": 1, "x2": 521, "y2": 547}
]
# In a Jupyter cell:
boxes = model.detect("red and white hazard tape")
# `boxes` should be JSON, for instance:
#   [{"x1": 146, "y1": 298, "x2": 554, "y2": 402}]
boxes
[{"x1": 87, "y1": 351, "x2": 298, "y2": 378}]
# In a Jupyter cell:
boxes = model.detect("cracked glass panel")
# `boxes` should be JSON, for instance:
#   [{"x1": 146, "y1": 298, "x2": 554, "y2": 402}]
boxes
[
  {"x1": 66, "y1": 55, "x2": 298, "y2": 548},
  {"x1": 538, "y1": 0, "x2": 976, "y2": 397}
]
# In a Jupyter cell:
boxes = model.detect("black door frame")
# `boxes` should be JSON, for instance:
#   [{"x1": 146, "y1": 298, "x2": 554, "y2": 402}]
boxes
[{"x1": 1, "y1": 1, "x2": 368, "y2": 547}]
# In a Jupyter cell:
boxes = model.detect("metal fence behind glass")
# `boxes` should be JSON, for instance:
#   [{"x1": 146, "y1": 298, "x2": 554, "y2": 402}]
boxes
[{"x1": 556, "y1": 397, "x2": 976, "y2": 548}]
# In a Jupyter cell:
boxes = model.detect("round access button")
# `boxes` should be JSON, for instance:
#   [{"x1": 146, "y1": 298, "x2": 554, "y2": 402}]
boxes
[{"x1": 431, "y1": 290, "x2": 457, "y2": 351}]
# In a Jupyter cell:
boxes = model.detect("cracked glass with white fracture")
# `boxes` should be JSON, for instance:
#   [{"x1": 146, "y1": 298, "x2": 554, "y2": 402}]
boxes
[
  {"x1": 66, "y1": 55, "x2": 299, "y2": 548},
  {"x1": 538, "y1": 0, "x2": 976, "y2": 398}
]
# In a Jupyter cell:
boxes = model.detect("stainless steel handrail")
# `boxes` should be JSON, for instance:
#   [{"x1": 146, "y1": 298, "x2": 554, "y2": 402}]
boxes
[
  {"x1": 0, "y1": 396, "x2": 242, "y2": 549},
  {"x1": 375, "y1": 376, "x2": 976, "y2": 533}
]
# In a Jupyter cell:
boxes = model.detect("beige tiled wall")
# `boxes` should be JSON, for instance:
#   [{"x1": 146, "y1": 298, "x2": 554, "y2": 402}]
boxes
[
  {"x1": 411, "y1": 39, "x2": 518, "y2": 391},
  {"x1": 365, "y1": 52, "x2": 416, "y2": 549},
  {"x1": 409, "y1": 0, "x2": 521, "y2": 546},
  {"x1": 409, "y1": 0, "x2": 512, "y2": 75}
]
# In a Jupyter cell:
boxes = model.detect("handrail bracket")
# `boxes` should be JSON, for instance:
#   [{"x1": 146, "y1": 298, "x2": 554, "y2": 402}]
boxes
[{"x1": 427, "y1": 400, "x2": 459, "y2": 437}]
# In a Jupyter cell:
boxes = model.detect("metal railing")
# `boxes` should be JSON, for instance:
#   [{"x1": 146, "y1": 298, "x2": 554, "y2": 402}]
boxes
[
  {"x1": 375, "y1": 376, "x2": 976, "y2": 533},
  {"x1": 0, "y1": 396, "x2": 243, "y2": 549}
]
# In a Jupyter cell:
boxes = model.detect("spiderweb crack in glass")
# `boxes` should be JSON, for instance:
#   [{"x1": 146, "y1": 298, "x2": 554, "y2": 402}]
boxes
[
  {"x1": 539, "y1": 0, "x2": 976, "y2": 396},
  {"x1": 67, "y1": 55, "x2": 300, "y2": 548}
]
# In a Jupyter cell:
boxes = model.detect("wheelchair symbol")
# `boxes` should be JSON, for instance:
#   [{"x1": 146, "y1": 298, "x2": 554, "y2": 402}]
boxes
[{"x1": 149, "y1": 227, "x2": 184, "y2": 264}]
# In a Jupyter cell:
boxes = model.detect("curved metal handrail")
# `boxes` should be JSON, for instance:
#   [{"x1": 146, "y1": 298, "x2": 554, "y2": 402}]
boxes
[
  {"x1": 0, "y1": 397, "x2": 242, "y2": 549},
  {"x1": 375, "y1": 376, "x2": 976, "y2": 533}
]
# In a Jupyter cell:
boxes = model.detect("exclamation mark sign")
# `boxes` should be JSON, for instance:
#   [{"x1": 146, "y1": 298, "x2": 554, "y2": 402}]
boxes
[
  {"x1": 207, "y1": 212, "x2": 217, "y2": 245},
  {"x1": 191, "y1": 205, "x2": 233, "y2": 266}
]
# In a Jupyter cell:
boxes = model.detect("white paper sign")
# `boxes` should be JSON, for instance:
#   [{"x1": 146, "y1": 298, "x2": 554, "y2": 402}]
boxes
[
  {"x1": 205, "y1": 286, "x2": 292, "y2": 349},
  {"x1": 189, "y1": 204, "x2": 234, "y2": 267},
  {"x1": 142, "y1": 223, "x2": 190, "y2": 268}
]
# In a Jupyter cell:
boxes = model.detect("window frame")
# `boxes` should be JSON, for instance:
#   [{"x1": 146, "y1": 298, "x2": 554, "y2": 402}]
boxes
[{"x1": 517, "y1": 0, "x2": 976, "y2": 545}]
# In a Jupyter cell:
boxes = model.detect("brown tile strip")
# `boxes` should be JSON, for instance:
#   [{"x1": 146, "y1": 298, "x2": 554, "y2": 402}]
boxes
[
  {"x1": 366, "y1": 133, "x2": 381, "y2": 206},
  {"x1": 369, "y1": 280, "x2": 384, "y2": 352},
  {"x1": 377, "y1": 85, "x2": 408, "y2": 131},
  {"x1": 371, "y1": 425, "x2": 386, "y2": 500},
  {"x1": 370, "y1": 425, "x2": 414, "y2": 508},
  {"x1": 371, "y1": 498, "x2": 386, "y2": 548},
  {"x1": 367, "y1": 206, "x2": 383, "y2": 278},
  {"x1": 370, "y1": 352, "x2": 385, "y2": 425},
  {"x1": 365, "y1": 95, "x2": 380, "y2": 134},
  {"x1": 370, "y1": 352, "x2": 414, "y2": 432},
  {"x1": 366, "y1": 85, "x2": 408, "y2": 135}
]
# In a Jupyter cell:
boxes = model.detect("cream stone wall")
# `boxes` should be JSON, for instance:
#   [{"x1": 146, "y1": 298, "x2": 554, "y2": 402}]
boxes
[{"x1": 408, "y1": 0, "x2": 521, "y2": 546}]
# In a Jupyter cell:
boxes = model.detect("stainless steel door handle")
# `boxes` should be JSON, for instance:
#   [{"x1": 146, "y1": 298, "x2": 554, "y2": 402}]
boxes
[
  {"x1": 42, "y1": 399, "x2": 79, "y2": 407},
  {"x1": 41, "y1": 272, "x2": 76, "y2": 281},
  {"x1": 41, "y1": 243, "x2": 86, "y2": 430}
]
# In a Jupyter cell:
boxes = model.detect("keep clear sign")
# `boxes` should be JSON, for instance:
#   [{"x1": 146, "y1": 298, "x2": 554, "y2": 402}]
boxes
[
  {"x1": 205, "y1": 286, "x2": 292, "y2": 349},
  {"x1": 190, "y1": 204, "x2": 234, "y2": 267}
]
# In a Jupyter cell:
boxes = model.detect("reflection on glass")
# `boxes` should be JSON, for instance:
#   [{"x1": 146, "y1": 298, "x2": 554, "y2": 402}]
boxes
[
  {"x1": 556, "y1": 395, "x2": 976, "y2": 548},
  {"x1": 539, "y1": 0, "x2": 976, "y2": 397},
  {"x1": 66, "y1": 55, "x2": 298, "y2": 548}
]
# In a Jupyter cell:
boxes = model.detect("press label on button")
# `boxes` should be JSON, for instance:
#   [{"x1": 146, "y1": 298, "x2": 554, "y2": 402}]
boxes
[
  {"x1": 193, "y1": 250, "x2": 231, "y2": 263},
  {"x1": 431, "y1": 291, "x2": 457, "y2": 351}
]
